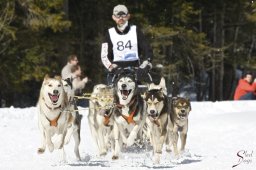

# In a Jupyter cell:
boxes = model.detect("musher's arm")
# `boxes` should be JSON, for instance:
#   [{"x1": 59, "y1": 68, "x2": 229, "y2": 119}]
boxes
[{"x1": 101, "y1": 32, "x2": 116, "y2": 71}]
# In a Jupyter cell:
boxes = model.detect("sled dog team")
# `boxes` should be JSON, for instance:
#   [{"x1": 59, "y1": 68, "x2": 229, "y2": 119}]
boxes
[{"x1": 37, "y1": 73, "x2": 191, "y2": 164}]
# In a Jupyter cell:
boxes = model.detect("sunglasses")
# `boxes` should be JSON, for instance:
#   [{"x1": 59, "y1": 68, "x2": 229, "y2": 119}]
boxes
[{"x1": 114, "y1": 14, "x2": 128, "y2": 19}]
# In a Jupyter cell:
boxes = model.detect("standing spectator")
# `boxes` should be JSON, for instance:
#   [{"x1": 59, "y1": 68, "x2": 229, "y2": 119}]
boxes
[
  {"x1": 61, "y1": 54, "x2": 79, "y2": 79},
  {"x1": 234, "y1": 71, "x2": 256, "y2": 100}
]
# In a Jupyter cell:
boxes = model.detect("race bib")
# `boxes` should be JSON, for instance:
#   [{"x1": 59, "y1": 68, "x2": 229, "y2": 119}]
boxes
[{"x1": 109, "y1": 26, "x2": 139, "y2": 62}]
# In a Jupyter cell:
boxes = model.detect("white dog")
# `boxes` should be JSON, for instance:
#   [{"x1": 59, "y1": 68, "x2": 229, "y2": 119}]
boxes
[{"x1": 37, "y1": 75, "x2": 81, "y2": 161}]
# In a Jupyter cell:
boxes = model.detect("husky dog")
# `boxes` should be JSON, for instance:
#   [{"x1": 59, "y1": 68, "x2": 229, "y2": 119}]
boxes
[
  {"x1": 168, "y1": 97, "x2": 191, "y2": 156},
  {"x1": 37, "y1": 75, "x2": 81, "y2": 161},
  {"x1": 111, "y1": 69, "x2": 146, "y2": 160},
  {"x1": 61, "y1": 78, "x2": 82, "y2": 160},
  {"x1": 62, "y1": 78, "x2": 74, "y2": 102},
  {"x1": 144, "y1": 77, "x2": 169, "y2": 164},
  {"x1": 88, "y1": 84, "x2": 114, "y2": 156}
]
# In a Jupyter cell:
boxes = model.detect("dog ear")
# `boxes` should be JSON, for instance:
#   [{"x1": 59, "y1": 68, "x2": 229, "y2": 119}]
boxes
[
  {"x1": 44, "y1": 74, "x2": 50, "y2": 80},
  {"x1": 184, "y1": 97, "x2": 192, "y2": 111},
  {"x1": 54, "y1": 75, "x2": 62, "y2": 81},
  {"x1": 188, "y1": 100, "x2": 192, "y2": 111},
  {"x1": 141, "y1": 92, "x2": 147, "y2": 99},
  {"x1": 159, "y1": 77, "x2": 166, "y2": 88},
  {"x1": 171, "y1": 97, "x2": 178, "y2": 106},
  {"x1": 147, "y1": 83, "x2": 152, "y2": 90},
  {"x1": 157, "y1": 88, "x2": 165, "y2": 98}
]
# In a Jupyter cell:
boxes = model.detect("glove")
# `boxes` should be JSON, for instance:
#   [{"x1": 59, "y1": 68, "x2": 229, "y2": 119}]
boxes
[
  {"x1": 138, "y1": 60, "x2": 152, "y2": 74},
  {"x1": 139, "y1": 60, "x2": 152, "y2": 71},
  {"x1": 136, "y1": 60, "x2": 152, "y2": 81},
  {"x1": 108, "y1": 64, "x2": 118, "y2": 72}
]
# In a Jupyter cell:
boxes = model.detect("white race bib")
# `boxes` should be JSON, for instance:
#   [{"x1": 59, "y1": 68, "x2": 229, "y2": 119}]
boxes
[{"x1": 109, "y1": 26, "x2": 139, "y2": 62}]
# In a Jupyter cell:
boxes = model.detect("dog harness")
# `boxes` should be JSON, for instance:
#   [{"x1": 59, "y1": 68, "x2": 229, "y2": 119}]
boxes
[
  {"x1": 153, "y1": 119, "x2": 160, "y2": 127},
  {"x1": 43, "y1": 100, "x2": 63, "y2": 127},
  {"x1": 48, "y1": 113, "x2": 62, "y2": 127},
  {"x1": 116, "y1": 96, "x2": 140, "y2": 124}
]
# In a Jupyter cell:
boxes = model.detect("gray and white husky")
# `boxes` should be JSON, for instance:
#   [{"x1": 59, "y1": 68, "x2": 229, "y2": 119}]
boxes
[{"x1": 111, "y1": 70, "x2": 146, "y2": 160}]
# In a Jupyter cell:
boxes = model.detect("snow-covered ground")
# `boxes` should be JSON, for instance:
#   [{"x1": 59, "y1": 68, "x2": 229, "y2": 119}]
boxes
[{"x1": 0, "y1": 100, "x2": 255, "y2": 170}]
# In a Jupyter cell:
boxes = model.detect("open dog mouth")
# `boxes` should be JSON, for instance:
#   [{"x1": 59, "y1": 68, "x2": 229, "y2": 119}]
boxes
[
  {"x1": 119, "y1": 89, "x2": 132, "y2": 100},
  {"x1": 48, "y1": 93, "x2": 60, "y2": 104},
  {"x1": 149, "y1": 113, "x2": 158, "y2": 118},
  {"x1": 178, "y1": 113, "x2": 187, "y2": 119}
]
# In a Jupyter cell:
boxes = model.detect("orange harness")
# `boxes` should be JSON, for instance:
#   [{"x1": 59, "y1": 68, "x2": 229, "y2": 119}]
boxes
[
  {"x1": 121, "y1": 110, "x2": 136, "y2": 124},
  {"x1": 119, "y1": 97, "x2": 139, "y2": 125},
  {"x1": 49, "y1": 113, "x2": 61, "y2": 127},
  {"x1": 43, "y1": 101, "x2": 62, "y2": 127}
]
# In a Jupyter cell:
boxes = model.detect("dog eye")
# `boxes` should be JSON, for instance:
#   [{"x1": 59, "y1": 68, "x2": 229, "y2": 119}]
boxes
[
  {"x1": 58, "y1": 84, "x2": 61, "y2": 87},
  {"x1": 48, "y1": 84, "x2": 52, "y2": 87}
]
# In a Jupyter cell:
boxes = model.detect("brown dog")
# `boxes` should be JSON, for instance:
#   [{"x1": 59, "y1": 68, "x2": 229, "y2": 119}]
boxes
[{"x1": 168, "y1": 97, "x2": 191, "y2": 156}]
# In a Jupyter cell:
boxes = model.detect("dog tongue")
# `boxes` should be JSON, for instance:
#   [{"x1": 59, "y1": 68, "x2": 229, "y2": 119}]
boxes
[{"x1": 50, "y1": 95, "x2": 58, "y2": 102}]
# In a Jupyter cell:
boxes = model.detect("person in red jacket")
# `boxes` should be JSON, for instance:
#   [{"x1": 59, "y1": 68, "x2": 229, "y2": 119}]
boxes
[{"x1": 234, "y1": 71, "x2": 256, "y2": 100}]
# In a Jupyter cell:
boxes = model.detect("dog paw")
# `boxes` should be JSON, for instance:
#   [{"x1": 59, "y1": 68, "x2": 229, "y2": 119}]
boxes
[
  {"x1": 76, "y1": 157, "x2": 82, "y2": 161},
  {"x1": 154, "y1": 157, "x2": 160, "y2": 164},
  {"x1": 126, "y1": 137, "x2": 135, "y2": 146},
  {"x1": 99, "y1": 152, "x2": 107, "y2": 156},
  {"x1": 166, "y1": 147, "x2": 172, "y2": 153},
  {"x1": 58, "y1": 143, "x2": 64, "y2": 149},
  {"x1": 112, "y1": 155, "x2": 119, "y2": 160},
  {"x1": 48, "y1": 144, "x2": 54, "y2": 152},
  {"x1": 37, "y1": 148, "x2": 45, "y2": 154},
  {"x1": 64, "y1": 138, "x2": 70, "y2": 145}
]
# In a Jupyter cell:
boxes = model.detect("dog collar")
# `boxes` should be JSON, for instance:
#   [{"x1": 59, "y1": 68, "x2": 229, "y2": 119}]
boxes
[
  {"x1": 44, "y1": 103, "x2": 62, "y2": 110},
  {"x1": 115, "y1": 96, "x2": 136, "y2": 108}
]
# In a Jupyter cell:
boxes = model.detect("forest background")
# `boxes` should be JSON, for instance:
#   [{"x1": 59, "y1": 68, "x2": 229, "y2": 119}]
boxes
[{"x1": 1, "y1": 0, "x2": 256, "y2": 107}]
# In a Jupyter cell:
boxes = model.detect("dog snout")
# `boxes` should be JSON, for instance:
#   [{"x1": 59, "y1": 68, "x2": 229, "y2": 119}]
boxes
[
  {"x1": 150, "y1": 110, "x2": 155, "y2": 115},
  {"x1": 53, "y1": 90, "x2": 59, "y2": 95},
  {"x1": 121, "y1": 84, "x2": 127, "y2": 89},
  {"x1": 181, "y1": 109, "x2": 186, "y2": 113},
  {"x1": 149, "y1": 110, "x2": 158, "y2": 117}
]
